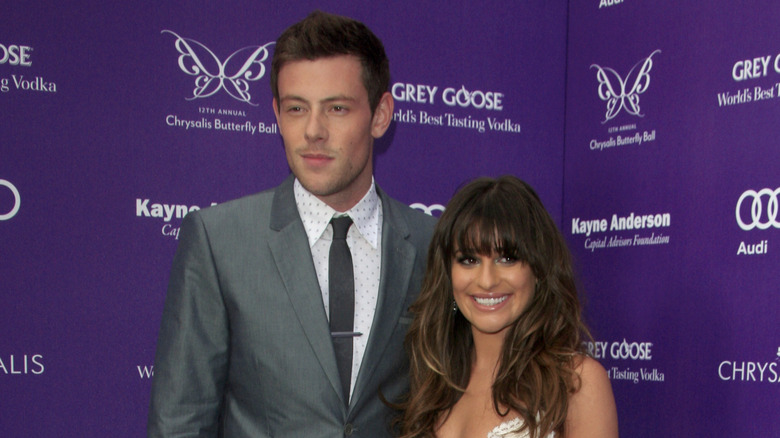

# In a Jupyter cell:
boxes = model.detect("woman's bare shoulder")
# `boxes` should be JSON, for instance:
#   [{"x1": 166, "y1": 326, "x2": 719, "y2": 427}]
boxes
[{"x1": 565, "y1": 355, "x2": 619, "y2": 438}]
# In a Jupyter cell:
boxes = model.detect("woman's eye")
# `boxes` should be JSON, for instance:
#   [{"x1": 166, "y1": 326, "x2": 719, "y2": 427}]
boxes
[{"x1": 456, "y1": 255, "x2": 477, "y2": 265}]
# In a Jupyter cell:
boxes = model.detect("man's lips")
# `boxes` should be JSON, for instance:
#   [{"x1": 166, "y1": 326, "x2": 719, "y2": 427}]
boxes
[{"x1": 300, "y1": 153, "x2": 334, "y2": 166}]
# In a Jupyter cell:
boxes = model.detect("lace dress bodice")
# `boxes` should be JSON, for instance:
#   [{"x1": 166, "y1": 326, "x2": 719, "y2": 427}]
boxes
[{"x1": 487, "y1": 417, "x2": 555, "y2": 438}]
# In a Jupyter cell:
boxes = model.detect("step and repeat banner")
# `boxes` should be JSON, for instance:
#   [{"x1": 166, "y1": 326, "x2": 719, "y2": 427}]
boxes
[
  {"x1": 3, "y1": 0, "x2": 777, "y2": 436},
  {"x1": 565, "y1": 1, "x2": 779, "y2": 437},
  {"x1": 1, "y1": 1, "x2": 567, "y2": 435}
]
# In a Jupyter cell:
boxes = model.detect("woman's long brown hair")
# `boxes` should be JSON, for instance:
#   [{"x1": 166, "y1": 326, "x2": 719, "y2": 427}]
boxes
[{"x1": 398, "y1": 176, "x2": 591, "y2": 438}]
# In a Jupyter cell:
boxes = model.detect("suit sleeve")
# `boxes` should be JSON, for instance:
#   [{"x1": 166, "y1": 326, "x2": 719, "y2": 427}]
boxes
[{"x1": 147, "y1": 211, "x2": 229, "y2": 437}]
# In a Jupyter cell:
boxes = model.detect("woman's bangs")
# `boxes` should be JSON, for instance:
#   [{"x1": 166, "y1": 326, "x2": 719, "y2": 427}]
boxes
[{"x1": 451, "y1": 202, "x2": 530, "y2": 261}]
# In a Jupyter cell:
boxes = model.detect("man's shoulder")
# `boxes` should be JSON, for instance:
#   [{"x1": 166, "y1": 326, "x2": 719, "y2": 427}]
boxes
[
  {"x1": 380, "y1": 191, "x2": 437, "y2": 238},
  {"x1": 191, "y1": 182, "x2": 286, "y2": 229},
  {"x1": 386, "y1": 196, "x2": 436, "y2": 223}
]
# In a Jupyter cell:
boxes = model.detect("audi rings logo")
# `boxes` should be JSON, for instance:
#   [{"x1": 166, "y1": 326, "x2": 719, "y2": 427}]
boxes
[
  {"x1": 736, "y1": 188, "x2": 780, "y2": 231},
  {"x1": 0, "y1": 179, "x2": 21, "y2": 220},
  {"x1": 410, "y1": 203, "x2": 445, "y2": 217}
]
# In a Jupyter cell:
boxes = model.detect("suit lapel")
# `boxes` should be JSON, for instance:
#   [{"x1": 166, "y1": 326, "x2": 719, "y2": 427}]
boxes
[
  {"x1": 351, "y1": 191, "x2": 416, "y2": 408},
  {"x1": 267, "y1": 176, "x2": 344, "y2": 404}
]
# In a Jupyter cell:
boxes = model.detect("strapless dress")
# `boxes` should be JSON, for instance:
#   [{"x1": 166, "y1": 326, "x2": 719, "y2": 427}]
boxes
[{"x1": 487, "y1": 417, "x2": 555, "y2": 438}]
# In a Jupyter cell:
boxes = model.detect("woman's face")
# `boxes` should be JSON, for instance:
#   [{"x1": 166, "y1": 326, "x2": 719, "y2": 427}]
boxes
[{"x1": 451, "y1": 249, "x2": 536, "y2": 338}]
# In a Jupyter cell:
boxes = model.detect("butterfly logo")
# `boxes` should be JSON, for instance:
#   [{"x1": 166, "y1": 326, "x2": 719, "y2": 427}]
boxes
[
  {"x1": 409, "y1": 203, "x2": 446, "y2": 217},
  {"x1": 590, "y1": 49, "x2": 661, "y2": 123},
  {"x1": 162, "y1": 30, "x2": 274, "y2": 106}
]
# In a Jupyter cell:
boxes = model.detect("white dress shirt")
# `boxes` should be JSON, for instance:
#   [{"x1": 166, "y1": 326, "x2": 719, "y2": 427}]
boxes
[{"x1": 293, "y1": 178, "x2": 383, "y2": 399}]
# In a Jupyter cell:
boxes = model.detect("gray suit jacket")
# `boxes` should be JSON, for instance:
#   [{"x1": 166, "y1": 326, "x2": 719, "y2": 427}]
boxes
[{"x1": 148, "y1": 176, "x2": 436, "y2": 437}]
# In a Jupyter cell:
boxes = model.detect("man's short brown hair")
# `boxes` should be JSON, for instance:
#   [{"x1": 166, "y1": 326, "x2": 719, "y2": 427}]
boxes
[{"x1": 271, "y1": 10, "x2": 390, "y2": 112}]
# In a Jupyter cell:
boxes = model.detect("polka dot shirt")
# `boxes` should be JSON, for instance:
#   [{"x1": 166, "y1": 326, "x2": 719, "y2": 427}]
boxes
[{"x1": 293, "y1": 178, "x2": 382, "y2": 399}]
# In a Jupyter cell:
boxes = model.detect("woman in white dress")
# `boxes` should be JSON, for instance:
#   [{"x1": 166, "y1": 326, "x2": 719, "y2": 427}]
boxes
[{"x1": 399, "y1": 176, "x2": 618, "y2": 438}]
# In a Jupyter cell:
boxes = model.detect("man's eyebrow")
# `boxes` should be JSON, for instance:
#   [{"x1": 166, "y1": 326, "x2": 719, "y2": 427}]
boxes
[
  {"x1": 279, "y1": 94, "x2": 357, "y2": 104},
  {"x1": 278, "y1": 95, "x2": 308, "y2": 104},
  {"x1": 320, "y1": 95, "x2": 357, "y2": 103}
]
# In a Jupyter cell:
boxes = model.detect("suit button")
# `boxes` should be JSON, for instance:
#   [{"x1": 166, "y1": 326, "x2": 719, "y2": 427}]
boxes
[{"x1": 344, "y1": 423, "x2": 354, "y2": 436}]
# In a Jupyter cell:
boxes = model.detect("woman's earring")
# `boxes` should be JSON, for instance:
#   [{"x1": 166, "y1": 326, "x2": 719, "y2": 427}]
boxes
[{"x1": 452, "y1": 300, "x2": 458, "y2": 312}]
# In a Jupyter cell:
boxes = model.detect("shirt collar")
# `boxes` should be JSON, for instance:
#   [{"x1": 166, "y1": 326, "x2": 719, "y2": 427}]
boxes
[{"x1": 293, "y1": 178, "x2": 382, "y2": 248}]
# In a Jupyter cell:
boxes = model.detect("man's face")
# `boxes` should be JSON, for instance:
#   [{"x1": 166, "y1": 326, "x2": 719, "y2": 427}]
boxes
[{"x1": 273, "y1": 55, "x2": 393, "y2": 211}]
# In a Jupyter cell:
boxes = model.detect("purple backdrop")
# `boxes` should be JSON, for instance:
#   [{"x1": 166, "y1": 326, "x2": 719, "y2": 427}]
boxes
[
  {"x1": 2, "y1": 1, "x2": 565, "y2": 435},
  {"x1": 2, "y1": 0, "x2": 776, "y2": 436},
  {"x1": 565, "y1": 1, "x2": 780, "y2": 436}
]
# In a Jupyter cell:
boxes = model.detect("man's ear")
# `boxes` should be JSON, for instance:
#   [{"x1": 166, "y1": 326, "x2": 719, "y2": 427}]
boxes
[
  {"x1": 370, "y1": 92, "x2": 394, "y2": 139},
  {"x1": 272, "y1": 98, "x2": 281, "y2": 125}
]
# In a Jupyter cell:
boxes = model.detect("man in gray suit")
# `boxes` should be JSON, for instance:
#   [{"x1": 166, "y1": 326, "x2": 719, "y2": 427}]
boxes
[{"x1": 147, "y1": 10, "x2": 436, "y2": 438}]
